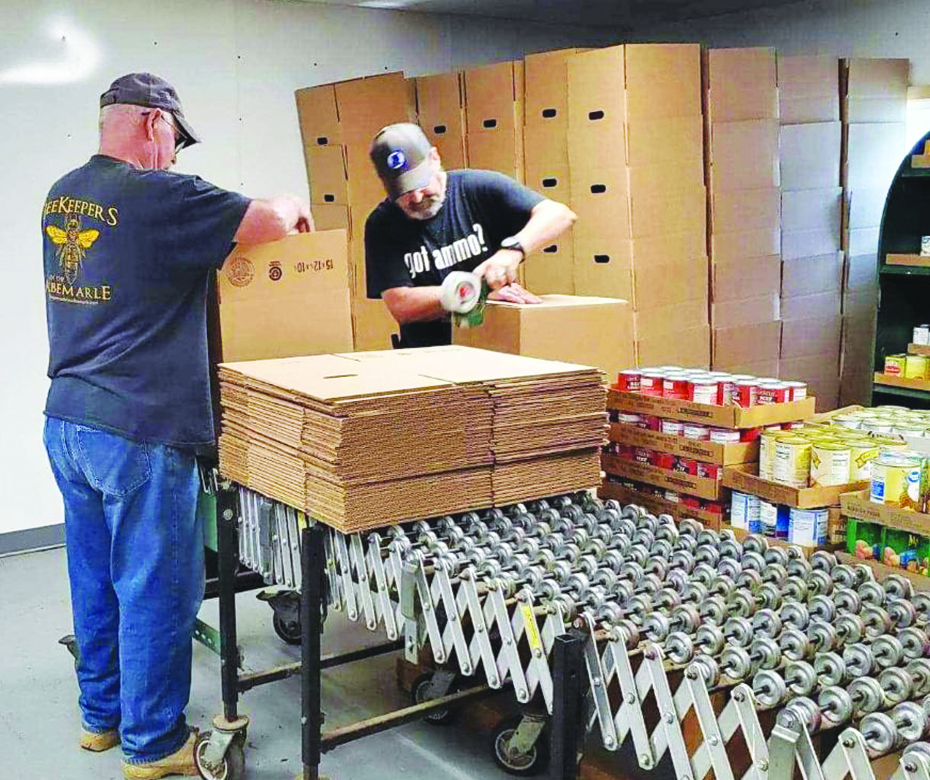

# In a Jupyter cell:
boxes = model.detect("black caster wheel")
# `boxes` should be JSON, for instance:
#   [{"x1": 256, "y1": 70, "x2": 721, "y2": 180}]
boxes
[
  {"x1": 489, "y1": 716, "x2": 549, "y2": 777},
  {"x1": 272, "y1": 612, "x2": 302, "y2": 646},
  {"x1": 194, "y1": 737, "x2": 246, "y2": 780},
  {"x1": 411, "y1": 674, "x2": 457, "y2": 726}
]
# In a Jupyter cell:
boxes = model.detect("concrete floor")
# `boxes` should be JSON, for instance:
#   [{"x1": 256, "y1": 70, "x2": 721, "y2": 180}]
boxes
[{"x1": 0, "y1": 546, "x2": 523, "y2": 780}]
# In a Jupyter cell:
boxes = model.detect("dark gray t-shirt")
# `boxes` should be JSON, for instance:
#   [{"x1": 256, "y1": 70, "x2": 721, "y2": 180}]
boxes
[
  {"x1": 42, "y1": 155, "x2": 251, "y2": 453},
  {"x1": 365, "y1": 169, "x2": 544, "y2": 348}
]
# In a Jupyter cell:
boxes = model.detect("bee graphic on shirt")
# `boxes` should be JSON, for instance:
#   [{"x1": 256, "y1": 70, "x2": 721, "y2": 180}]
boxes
[{"x1": 46, "y1": 214, "x2": 100, "y2": 284}]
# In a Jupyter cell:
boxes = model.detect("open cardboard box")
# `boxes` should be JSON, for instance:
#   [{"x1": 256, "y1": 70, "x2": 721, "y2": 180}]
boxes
[
  {"x1": 722, "y1": 464, "x2": 867, "y2": 509},
  {"x1": 721, "y1": 516, "x2": 841, "y2": 554},
  {"x1": 608, "y1": 390, "x2": 816, "y2": 429},
  {"x1": 608, "y1": 423, "x2": 759, "y2": 465},
  {"x1": 874, "y1": 373, "x2": 930, "y2": 393},
  {"x1": 602, "y1": 454, "x2": 727, "y2": 501},
  {"x1": 841, "y1": 489, "x2": 930, "y2": 536},
  {"x1": 599, "y1": 481, "x2": 723, "y2": 528}
]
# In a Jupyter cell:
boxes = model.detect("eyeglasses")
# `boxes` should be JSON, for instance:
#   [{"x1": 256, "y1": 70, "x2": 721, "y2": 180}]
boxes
[{"x1": 142, "y1": 110, "x2": 187, "y2": 153}]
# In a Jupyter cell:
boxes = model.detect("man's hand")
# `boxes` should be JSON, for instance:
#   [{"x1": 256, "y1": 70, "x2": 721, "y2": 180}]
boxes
[
  {"x1": 293, "y1": 198, "x2": 315, "y2": 233},
  {"x1": 473, "y1": 249, "x2": 523, "y2": 289},
  {"x1": 488, "y1": 283, "x2": 543, "y2": 304}
]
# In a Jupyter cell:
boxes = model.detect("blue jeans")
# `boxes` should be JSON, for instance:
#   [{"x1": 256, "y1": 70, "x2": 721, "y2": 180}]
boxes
[{"x1": 43, "y1": 417, "x2": 205, "y2": 763}]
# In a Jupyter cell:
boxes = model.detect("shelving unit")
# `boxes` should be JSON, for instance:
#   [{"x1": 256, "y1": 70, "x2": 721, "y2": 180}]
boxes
[{"x1": 871, "y1": 130, "x2": 930, "y2": 409}]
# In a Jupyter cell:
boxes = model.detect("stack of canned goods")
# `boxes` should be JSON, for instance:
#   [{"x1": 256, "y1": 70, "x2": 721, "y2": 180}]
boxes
[
  {"x1": 603, "y1": 474, "x2": 727, "y2": 516},
  {"x1": 608, "y1": 409, "x2": 775, "y2": 443},
  {"x1": 884, "y1": 353, "x2": 930, "y2": 381},
  {"x1": 616, "y1": 366, "x2": 807, "y2": 407},
  {"x1": 730, "y1": 492, "x2": 831, "y2": 547}
]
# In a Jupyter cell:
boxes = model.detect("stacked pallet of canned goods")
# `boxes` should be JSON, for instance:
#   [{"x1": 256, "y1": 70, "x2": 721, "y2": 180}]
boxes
[{"x1": 601, "y1": 365, "x2": 815, "y2": 529}]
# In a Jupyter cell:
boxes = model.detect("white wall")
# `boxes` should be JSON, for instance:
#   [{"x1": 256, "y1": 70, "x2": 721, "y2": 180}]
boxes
[{"x1": 0, "y1": 0, "x2": 613, "y2": 538}]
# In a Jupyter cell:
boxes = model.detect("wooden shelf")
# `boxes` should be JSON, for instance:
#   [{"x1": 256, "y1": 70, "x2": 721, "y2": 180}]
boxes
[
  {"x1": 880, "y1": 264, "x2": 930, "y2": 276},
  {"x1": 874, "y1": 372, "x2": 930, "y2": 393},
  {"x1": 886, "y1": 254, "x2": 930, "y2": 268}
]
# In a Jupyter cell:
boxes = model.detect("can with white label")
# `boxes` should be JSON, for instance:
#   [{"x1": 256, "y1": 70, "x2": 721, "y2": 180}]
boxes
[
  {"x1": 683, "y1": 424, "x2": 710, "y2": 440},
  {"x1": 811, "y1": 442, "x2": 852, "y2": 487},
  {"x1": 731, "y1": 491, "x2": 749, "y2": 529},
  {"x1": 913, "y1": 325, "x2": 930, "y2": 346},
  {"x1": 773, "y1": 436, "x2": 812, "y2": 487},
  {"x1": 788, "y1": 508, "x2": 828, "y2": 547},
  {"x1": 747, "y1": 494, "x2": 762, "y2": 533}
]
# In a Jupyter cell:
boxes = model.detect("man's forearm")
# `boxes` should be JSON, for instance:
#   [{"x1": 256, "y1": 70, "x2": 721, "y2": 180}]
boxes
[
  {"x1": 512, "y1": 200, "x2": 577, "y2": 255},
  {"x1": 383, "y1": 286, "x2": 447, "y2": 323}
]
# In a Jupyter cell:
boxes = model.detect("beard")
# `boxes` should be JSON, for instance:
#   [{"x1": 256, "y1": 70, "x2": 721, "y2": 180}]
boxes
[{"x1": 400, "y1": 170, "x2": 447, "y2": 220}]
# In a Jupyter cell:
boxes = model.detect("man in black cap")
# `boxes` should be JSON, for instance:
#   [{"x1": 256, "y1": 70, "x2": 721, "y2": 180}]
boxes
[
  {"x1": 365, "y1": 123, "x2": 576, "y2": 348},
  {"x1": 41, "y1": 72, "x2": 312, "y2": 779}
]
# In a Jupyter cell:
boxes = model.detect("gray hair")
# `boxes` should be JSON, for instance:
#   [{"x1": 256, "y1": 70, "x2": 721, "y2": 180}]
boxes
[{"x1": 99, "y1": 103, "x2": 149, "y2": 133}]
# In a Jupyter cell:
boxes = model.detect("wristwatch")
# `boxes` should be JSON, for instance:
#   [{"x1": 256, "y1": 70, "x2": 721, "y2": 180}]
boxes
[{"x1": 499, "y1": 236, "x2": 526, "y2": 260}]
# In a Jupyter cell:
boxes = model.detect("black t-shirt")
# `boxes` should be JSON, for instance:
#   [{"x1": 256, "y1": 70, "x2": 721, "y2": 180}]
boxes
[
  {"x1": 42, "y1": 155, "x2": 251, "y2": 453},
  {"x1": 365, "y1": 169, "x2": 544, "y2": 348}
]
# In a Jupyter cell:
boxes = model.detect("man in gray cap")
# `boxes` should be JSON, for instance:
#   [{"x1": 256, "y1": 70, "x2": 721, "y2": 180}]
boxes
[
  {"x1": 41, "y1": 72, "x2": 312, "y2": 779},
  {"x1": 365, "y1": 123, "x2": 576, "y2": 348}
]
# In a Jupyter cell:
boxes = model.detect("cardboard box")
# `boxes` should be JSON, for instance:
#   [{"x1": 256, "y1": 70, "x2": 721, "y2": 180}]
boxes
[
  {"x1": 847, "y1": 227, "x2": 880, "y2": 257},
  {"x1": 783, "y1": 229, "x2": 841, "y2": 261},
  {"x1": 525, "y1": 49, "x2": 579, "y2": 129},
  {"x1": 464, "y1": 60, "x2": 524, "y2": 135},
  {"x1": 603, "y1": 454, "x2": 726, "y2": 501},
  {"x1": 780, "y1": 123, "x2": 842, "y2": 190},
  {"x1": 217, "y1": 231, "x2": 353, "y2": 362},
  {"x1": 713, "y1": 320, "x2": 782, "y2": 365},
  {"x1": 713, "y1": 293, "x2": 780, "y2": 328},
  {"x1": 599, "y1": 482, "x2": 725, "y2": 528},
  {"x1": 705, "y1": 47, "x2": 778, "y2": 123},
  {"x1": 467, "y1": 128, "x2": 524, "y2": 181},
  {"x1": 625, "y1": 115, "x2": 703, "y2": 167},
  {"x1": 631, "y1": 230, "x2": 708, "y2": 265},
  {"x1": 708, "y1": 120, "x2": 780, "y2": 194},
  {"x1": 781, "y1": 315, "x2": 842, "y2": 358},
  {"x1": 847, "y1": 189, "x2": 888, "y2": 229},
  {"x1": 845, "y1": 59, "x2": 909, "y2": 99},
  {"x1": 781, "y1": 290, "x2": 842, "y2": 320},
  {"x1": 712, "y1": 357, "x2": 780, "y2": 378},
  {"x1": 524, "y1": 125, "x2": 569, "y2": 203},
  {"x1": 335, "y1": 73, "x2": 411, "y2": 145},
  {"x1": 781, "y1": 97, "x2": 840, "y2": 125},
  {"x1": 306, "y1": 145, "x2": 348, "y2": 205},
  {"x1": 452, "y1": 294, "x2": 632, "y2": 378},
  {"x1": 845, "y1": 253, "x2": 878, "y2": 290},
  {"x1": 628, "y1": 160, "x2": 705, "y2": 198},
  {"x1": 777, "y1": 55, "x2": 839, "y2": 124},
  {"x1": 845, "y1": 122, "x2": 907, "y2": 191},
  {"x1": 573, "y1": 237, "x2": 633, "y2": 300},
  {"x1": 609, "y1": 423, "x2": 759, "y2": 465},
  {"x1": 711, "y1": 227, "x2": 781, "y2": 263},
  {"x1": 609, "y1": 389, "x2": 814, "y2": 429},
  {"x1": 625, "y1": 44, "x2": 702, "y2": 121},
  {"x1": 629, "y1": 186, "x2": 706, "y2": 239},
  {"x1": 634, "y1": 299, "x2": 709, "y2": 338},
  {"x1": 845, "y1": 97, "x2": 907, "y2": 124},
  {"x1": 295, "y1": 84, "x2": 342, "y2": 147},
  {"x1": 633, "y1": 258, "x2": 708, "y2": 310},
  {"x1": 781, "y1": 188, "x2": 842, "y2": 234},
  {"x1": 311, "y1": 204, "x2": 351, "y2": 235},
  {"x1": 782, "y1": 253, "x2": 844, "y2": 298},
  {"x1": 524, "y1": 235, "x2": 574, "y2": 294},
  {"x1": 841, "y1": 490, "x2": 930, "y2": 537},
  {"x1": 567, "y1": 47, "x2": 625, "y2": 154},
  {"x1": 781, "y1": 352, "x2": 841, "y2": 396},
  {"x1": 636, "y1": 325, "x2": 711, "y2": 369},
  {"x1": 414, "y1": 74, "x2": 467, "y2": 168},
  {"x1": 713, "y1": 255, "x2": 781, "y2": 302},
  {"x1": 722, "y1": 465, "x2": 864, "y2": 509},
  {"x1": 711, "y1": 188, "x2": 780, "y2": 234},
  {"x1": 351, "y1": 297, "x2": 397, "y2": 352}
]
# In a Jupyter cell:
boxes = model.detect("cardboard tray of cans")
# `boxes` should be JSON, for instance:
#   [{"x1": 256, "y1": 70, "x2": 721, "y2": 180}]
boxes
[
  {"x1": 721, "y1": 519, "x2": 843, "y2": 554},
  {"x1": 841, "y1": 489, "x2": 930, "y2": 537},
  {"x1": 909, "y1": 344, "x2": 930, "y2": 357},
  {"x1": 608, "y1": 422, "x2": 759, "y2": 465},
  {"x1": 873, "y1": 372, "x2": 930, "y2": 393},
  {"x1": 723, "y1": 464, "x2": 868, "y2": 510},
  {"x1": 608, "y1": 390, "x2": 816, "y2": 430},
  {"x1": 599, "y1": 482, "x2": 724, "y2": 529},
  {"x1": 602, "y1": 453, "x2": 727, "y2": 501}
]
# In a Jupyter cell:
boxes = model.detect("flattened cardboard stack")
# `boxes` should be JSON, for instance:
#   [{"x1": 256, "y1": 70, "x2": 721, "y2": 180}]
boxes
[{"x1": 218, "y1": 346, "x2": 606, "y2": 532}]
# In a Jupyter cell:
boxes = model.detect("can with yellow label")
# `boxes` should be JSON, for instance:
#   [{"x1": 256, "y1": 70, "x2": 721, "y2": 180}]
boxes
[
  {"x1": 759, "y1": 429, "x2": 782, "y2": 481},
  {"x1": 906, "y1": 354, "x2": 930, "y2": 380},
  {"x1": 811, "y1": 442, "x2": 852, "y2": 487},
  {"x1": 848, "y1": 441, "x2": 881, "y2": 481},
  {"x1": 773, "y1": 436, "x2": 812, "y2": 488},
  {"x1": 870, "y1": 453, "x2": 923, "y2": 508}
]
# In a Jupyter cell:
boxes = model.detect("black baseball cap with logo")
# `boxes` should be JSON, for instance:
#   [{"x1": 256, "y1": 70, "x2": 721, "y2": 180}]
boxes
[
  {"x1": 100, "y1": 72, "x2": 200, "y2": 149},
  {"x1": 370, "y1": 123, "x2": 434, "y2": 200}
]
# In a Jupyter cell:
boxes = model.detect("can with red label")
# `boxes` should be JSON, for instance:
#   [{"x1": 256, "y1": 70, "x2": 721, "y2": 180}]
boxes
[
  {"x1": 661, "y1": 419, "x2": 684, "y2": 436},
  {"x1": 677, "y1": 458, "x2": 698, "y2": 475},
  {"x1": 643, "y1": 415, "x2": 662, "y2": 431},
  {"x1": 654, "y1": 452, "x2": 677, "y2": 470},
  {"x1": 783, "y1": 381, "x2": 807, "y2": 400},
  {"x1": 618, "y1": 445, "x2": 636, "y2": 461},
  {"x1": 634, "y1": 447, "x2": 653, "y2": 464},
  {"x1": 690, "y1": 379, "x2": 719, "y2": 405},
  {"x1": 757, "y1": 381, "x2": 790, "y2": 405},
  {"x1": 639, "y1": 371, "x2": 664, "y2": 396},
  {"x1": 736, "y1": 380, "x2": 758, "y2": 408},
  {"x1": 710, "y1": 428, "x2": 741, "y2": 443},
  {"x1": 663, "y1": 372, "x2": 690, "y2": 399},
  {"x1": 702, "y1": 500, "x2": 724, "y2": 514},
  {"x1": 716, "y1": 375, "x2": 737, "y2": 406},
  {"x1": 617, "y1": 369, "x2": 641, "y2": 392},
  {"x1": 682, "y1": 495, "x2": 702, "y2": 509},
  {"x1": 683, "y1": 423, "x2": 710, "y2": 440},
  {"x1": 741, "y1": 427, "x2": 762, "y2": 442},
  {"x1": 696, "y1": 462, "x2": 720, "y2": 480}
]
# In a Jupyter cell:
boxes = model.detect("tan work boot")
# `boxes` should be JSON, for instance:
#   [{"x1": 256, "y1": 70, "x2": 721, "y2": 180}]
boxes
[
  {"x1": 80, "y1": 727, "x2": 120, "y2": 752},
  {"x1": 121, "y1": 731, "x2": 199, "y2": 779}
]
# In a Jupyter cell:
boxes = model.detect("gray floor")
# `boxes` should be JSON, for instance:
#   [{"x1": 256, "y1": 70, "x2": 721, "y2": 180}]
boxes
[{"x1": 0, "y1": 546, "x2": 522, "y2": 780}]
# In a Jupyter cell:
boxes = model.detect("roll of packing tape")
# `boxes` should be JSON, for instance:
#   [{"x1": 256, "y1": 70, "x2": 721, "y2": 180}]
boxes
[{"x1": 440, "y1": 271, "x2": 483, "y2": 314}]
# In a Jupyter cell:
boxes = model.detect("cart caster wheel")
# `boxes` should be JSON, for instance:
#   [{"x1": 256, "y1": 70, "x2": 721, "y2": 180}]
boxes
[
  {"x1": 195, "y1": 736, "x2": 246, "y2": 780},
  {"x1": 411, "y1": 674, "x2": 457, "y2": 725},
  {"x1": 490, "y1": 716, "x2": 549, "y2": 777},
  {"x1": 272, "y1": 613, "x2": 302, "y2": 646}
]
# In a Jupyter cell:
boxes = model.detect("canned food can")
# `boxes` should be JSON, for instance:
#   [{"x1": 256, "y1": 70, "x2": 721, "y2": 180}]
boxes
[
  {"x1": 811, "y1": 443, "x2": 852, "y2": 487},
  {"x1": 690, "y1": 379, "x2": 719, "y2": 405},
  {"x1": 709, "y1": 428, "x2": 741, "y2": 444},
  {"x1": 885, "y1": 354, "x2": 907, "y2": 375},
  {"x1": 894, "y1": 425, "x2": 928, "y2": 438},
  {"x1": 773, "y1": 436, "x2": 812, "y2": 488},
  {"x1": 696, "y1": 462, "x2": 720, "y2": 480},
  {"x1": 874, "y1": 436, "x2": 909, "y2": 452},
  {"x1": 757, "y1": 382, "x2": 790, "y2": 405},
  {"x1": 683, "y1": 423, "x2": 710, "y2": 440},
  {"x1": 906, "y1": 354, "x2": 930, "y2": 380},
  {"x1": 782, "y1": 381, "x2": 807, "y2": 400},
  {"x1": 665, "y1": 490, "x2": 679, "y2": 503},
  {"x1": 862, "y1": 420, "x2": 894, "y2": 435},
  {"x1": 870, "y1": 453, "x2": 924, "y2": 508},
  {"x1": 643, "y1": 415, "x2": 662, "y2": 431},
  {"x1": 736, "y1": 380, "x2": 758, "y2": 408},
  {"x1": 634, "y1": 447, "x2": 653, "y2": 464},
  {"x1": 703, "y1": 500, "x2": 725, "y2": 515},
  {"x1": 759, "y1": 499, "x2": 779, "y2": 537},
  {"x1": 654, "y1": 452, "x2": 677, "y2": 470},
  {"x1": 874, "y1": 405, "x2": 910, "y2": 413},
  {"x1": 788, "y1": 508, "x2": 828, "y2": 547},
  {"x1": 717, "y1": 375, "x2": 737, "y2": 406},
  {"x1": 785, "y1": 421, "x2": 806, "y2": 430},
  {"x1": 833, "y1": 414, "x2": 862, "y2": 430},
  {"x1": 747, "y1": 494, "x2": 762, "y2": 533},
  {"x1": 618, "y1": 413, "x2": 643, "y2": 427},
  {"x1": 661, "y1": 419, "x2": 684, "y2": 436},
  {"x1": 639, "y1": 371, "x2": 664, "y2": 396},
  {"x1": 922, "y1": 237, "x2": 930, "y2": 257},
  {"x1": 759, "y1": 429, "x2": 781, "y2": 480},
  {"x1": 682, "y1": 495, "x2": 702, "y2": 509},
  {"x1": 618, "y1": 445, "x2": 637, "y2": 461},
  {"x1": 676, "y1": 458, "x2": 698, "y2": 475},
  {"x1": 913, "y1": 325, "x2": 930, "y2": 346},
  {"x1": 616, "y1": 369, "x2": 641, "y2": 392},
  {"x1": 848, "y1": 441, "x2": 880, "y2": 481},
  {"x1": 663, "y1": 373, "x2": 690, "y2": 399},
  {"x1": 731, "y1": 492, "x2": 749, "y2": 529}
]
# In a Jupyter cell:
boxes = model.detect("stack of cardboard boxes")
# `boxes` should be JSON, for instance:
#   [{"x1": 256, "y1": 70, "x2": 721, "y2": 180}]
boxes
[
  {"x1": 568, "y1": 44, "x2": 709, "y2": 368},
  {"x1": 777, "y1": 55, "x2": 844, "y2": 409},
  {"x1": 463, "y1": 60, "x2": 525, "y2": 183},
  {"x1": 705, "y1": 48, "x2": 782, "y2": 377},
  {"x1": 840, "y1": 59, "x2": 909, "y2": 404}
]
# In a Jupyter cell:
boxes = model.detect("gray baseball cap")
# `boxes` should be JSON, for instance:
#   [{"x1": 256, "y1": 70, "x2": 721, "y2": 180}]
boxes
[
  {"x1": 100, "y1": 73, "x2": 200, "y2": 149},
  {"x1": 370, "y1": 123, "x2": 434, "y2": 199}
]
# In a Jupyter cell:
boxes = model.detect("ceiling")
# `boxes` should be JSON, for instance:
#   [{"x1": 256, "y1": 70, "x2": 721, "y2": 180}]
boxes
[{"x1": 296, "y1": 0, "x2": 810, "y2": 29}]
